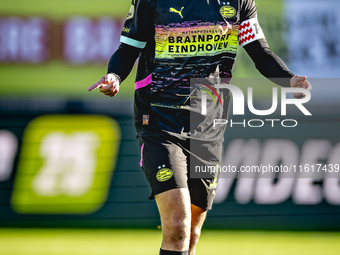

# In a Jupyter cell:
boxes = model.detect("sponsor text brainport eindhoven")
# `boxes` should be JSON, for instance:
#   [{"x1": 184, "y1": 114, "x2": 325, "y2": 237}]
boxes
[{"x1": 167, "y1": 31, "x2": 231, "y2": 53}]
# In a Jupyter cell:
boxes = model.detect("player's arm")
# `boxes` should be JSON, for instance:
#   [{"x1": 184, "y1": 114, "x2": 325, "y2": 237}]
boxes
[
  {"x1": 244, "y1": 38, "x2": 311, "y2": 98},
  {"x1": 88, "y1": 43, "x2": 141, "y2": 97},
  {"x1": 244, "y1": 39, "x2": 294, "y2": 84},
  {"x1": 88, "y1": 0, "x2": 152, "y2": 96},
  {"x1": 239, "y1": 0, "x2": 311, "y2": 98}
]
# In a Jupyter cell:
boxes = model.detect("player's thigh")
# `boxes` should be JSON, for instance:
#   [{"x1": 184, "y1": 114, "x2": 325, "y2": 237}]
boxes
[
  {"x1": 186, "y1": 139, "x2": 223, "y2": 211},
  {"x1": 138, "y1": 135, "x2": 188, "y2": 197},
  {"x1": 155, "y1": 188, "x2": 191, "y2": 226}
]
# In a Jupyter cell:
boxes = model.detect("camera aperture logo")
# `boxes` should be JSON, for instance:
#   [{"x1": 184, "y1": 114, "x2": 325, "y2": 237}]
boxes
[
  {"x1": 199, "y1": 84, "x2": 223, "y2": 115},
  {"x1": 197, "y1": 83, "x2": 312, "y2": 128}
]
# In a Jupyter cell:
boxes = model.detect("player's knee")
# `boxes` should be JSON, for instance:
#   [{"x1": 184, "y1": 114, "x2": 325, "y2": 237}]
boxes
[
  {"x1": 167, "y1": 216, "x2": 191, "y2": 243},
  {"x1": 190, "y1": 226, "x2": 202, "y2": 243}
]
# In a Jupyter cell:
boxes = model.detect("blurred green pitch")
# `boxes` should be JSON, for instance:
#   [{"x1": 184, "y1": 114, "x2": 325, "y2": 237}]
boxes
[{"x1": 0, "y1": 229, "x2": 339, "y2": 255}]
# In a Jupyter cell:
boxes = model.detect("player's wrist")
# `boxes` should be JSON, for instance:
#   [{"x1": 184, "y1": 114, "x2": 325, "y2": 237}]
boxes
[{"x1": 107, "y1": 73, "x2": 122, "y2": 85}]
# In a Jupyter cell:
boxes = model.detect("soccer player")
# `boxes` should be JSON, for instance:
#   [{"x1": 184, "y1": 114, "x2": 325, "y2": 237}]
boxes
[{"x1": 88, "y1": 1, "x2": 311, "y2": 254}]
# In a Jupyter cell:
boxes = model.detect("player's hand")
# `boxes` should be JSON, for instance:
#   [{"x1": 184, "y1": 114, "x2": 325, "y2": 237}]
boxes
[
  {"x1": 290, "y1": 75, "x2": 312, "y2": 99},
  {"x1": 88, "y1": 73, "x2": 120, "y2": 97}
]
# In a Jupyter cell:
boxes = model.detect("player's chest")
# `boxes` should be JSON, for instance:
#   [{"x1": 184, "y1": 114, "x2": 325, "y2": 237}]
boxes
[{"x1": 153, "y1": 0, "x2": 241, "y2": 25}]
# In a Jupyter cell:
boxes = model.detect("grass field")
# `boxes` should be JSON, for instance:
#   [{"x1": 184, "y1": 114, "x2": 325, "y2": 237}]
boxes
[
  {"x1": 0, "y1": 228, "x2": 339, "y2": 255},
  {"x1": 0, "y1": 0, "x2": 130, "y2": 19}
]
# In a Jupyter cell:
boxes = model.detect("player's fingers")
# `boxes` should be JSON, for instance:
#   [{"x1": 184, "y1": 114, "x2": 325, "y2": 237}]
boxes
[
  {"x1": 106, "y1": 83, "x2": 119, "y2": 97},
  {"x1": 109, "y1": 90, "x2": 118, "y2": 97},
  {"x1": 103, "y1": 87, "x2": 116, "y2": 95},
  {"x1": 293, "y1": 92, "x2": 306, "y2": 99},
  {"x1": 113, "y1": 81, "x2": 119, "y2": 92},
  {"x1": 291, "y1": 75, "x2": 307, "y2": 89},
  {"x1": 88, "y1": 76, "x2": 105, "y2": 91},
  {"x1": 105, "y1": 73, "x2": 118, "y2": 84},
  {"x1": 108, "y1": 81, "x2": 119, "y2": 92},
  {"x1": 295, "y1": 75, "x2": 307, "y2": 82},
  {"x1": 104, "y1": 75, "x2": 111, "y2": 84},
  {"x1": 293, "y1": 93, "x2": 304, "y2": 99},
  {"x1": 104, "y1": 91, "x2": 112, "y2": 95},
  {"x1": 296, "y1": 80, "x2": 312, "y2": 92},
  {"x1": 88, "y1": 81, "x2": 103, "y2": 91},
  {"x1": 305, "y1": 80, "x2": 312, "y2": 91},
  {"x1": 99, "y1": 83, "x2": 113, "y2": 92},
  {"x1": 106, "y1": 88, "x2": 118, "y2": 97}
]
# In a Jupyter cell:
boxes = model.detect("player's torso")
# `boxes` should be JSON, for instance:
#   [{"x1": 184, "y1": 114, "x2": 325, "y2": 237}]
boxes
[
  {"x1": 143, "y1": 0, "x2": 242, "y2": 99},
  {"x1": 151, "y1": 0, "x2": 241, "y2": 71},
  {"x1": 135, "y1": 0, "x2": 244, "y2": 135}
]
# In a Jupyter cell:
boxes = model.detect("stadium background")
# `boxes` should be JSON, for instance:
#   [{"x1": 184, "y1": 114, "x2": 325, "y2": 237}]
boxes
[{"x1": 0, "y1": 0, "x2": 340, "y2": 254}]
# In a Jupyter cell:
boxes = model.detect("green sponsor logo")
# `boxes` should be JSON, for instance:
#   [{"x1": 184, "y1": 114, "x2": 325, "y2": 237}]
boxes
[
  {"x1": 220, "y1": 5, "x2": 236, "y2": 18},
  {"x1": 11, "y1": 115, "x2": 121, "y2": 214},
  {"x1": 156, "y1": 168, "x2": 173, "y2": 182}
]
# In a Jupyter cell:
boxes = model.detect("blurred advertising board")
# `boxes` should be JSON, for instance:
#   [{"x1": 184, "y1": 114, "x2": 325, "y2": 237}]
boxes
[
  {"x1": 286, "y1": 0, "x2": 340, "y2": 78},
  {"x1": 11, "y1": 115, "x2": 120, "y2": 214},
  {"x1": 0, "y1": 16, "x2": 123, "y2": 64},
  {"x1": 0, "y1": 93, "x2": 339, "y2": 230}
]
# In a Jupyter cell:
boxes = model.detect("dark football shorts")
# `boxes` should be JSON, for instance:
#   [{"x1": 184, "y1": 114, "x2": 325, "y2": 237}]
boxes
[{"x1": 137, "y1": 133, "x2": 221, "y2": 210}]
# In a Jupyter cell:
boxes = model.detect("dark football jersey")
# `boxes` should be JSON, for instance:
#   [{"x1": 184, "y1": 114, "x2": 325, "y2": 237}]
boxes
[{"x1": 120, "y1": 0, "x2": 265, "y2": 139}]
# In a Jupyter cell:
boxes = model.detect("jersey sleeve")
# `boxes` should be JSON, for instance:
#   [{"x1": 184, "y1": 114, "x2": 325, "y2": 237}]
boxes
[
  {"x1": 238, "y1": 0, "x2": 265, "y2": 48},
  {"x1": 120, "y1": 0, "x2": 153, "y2": 49}
]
